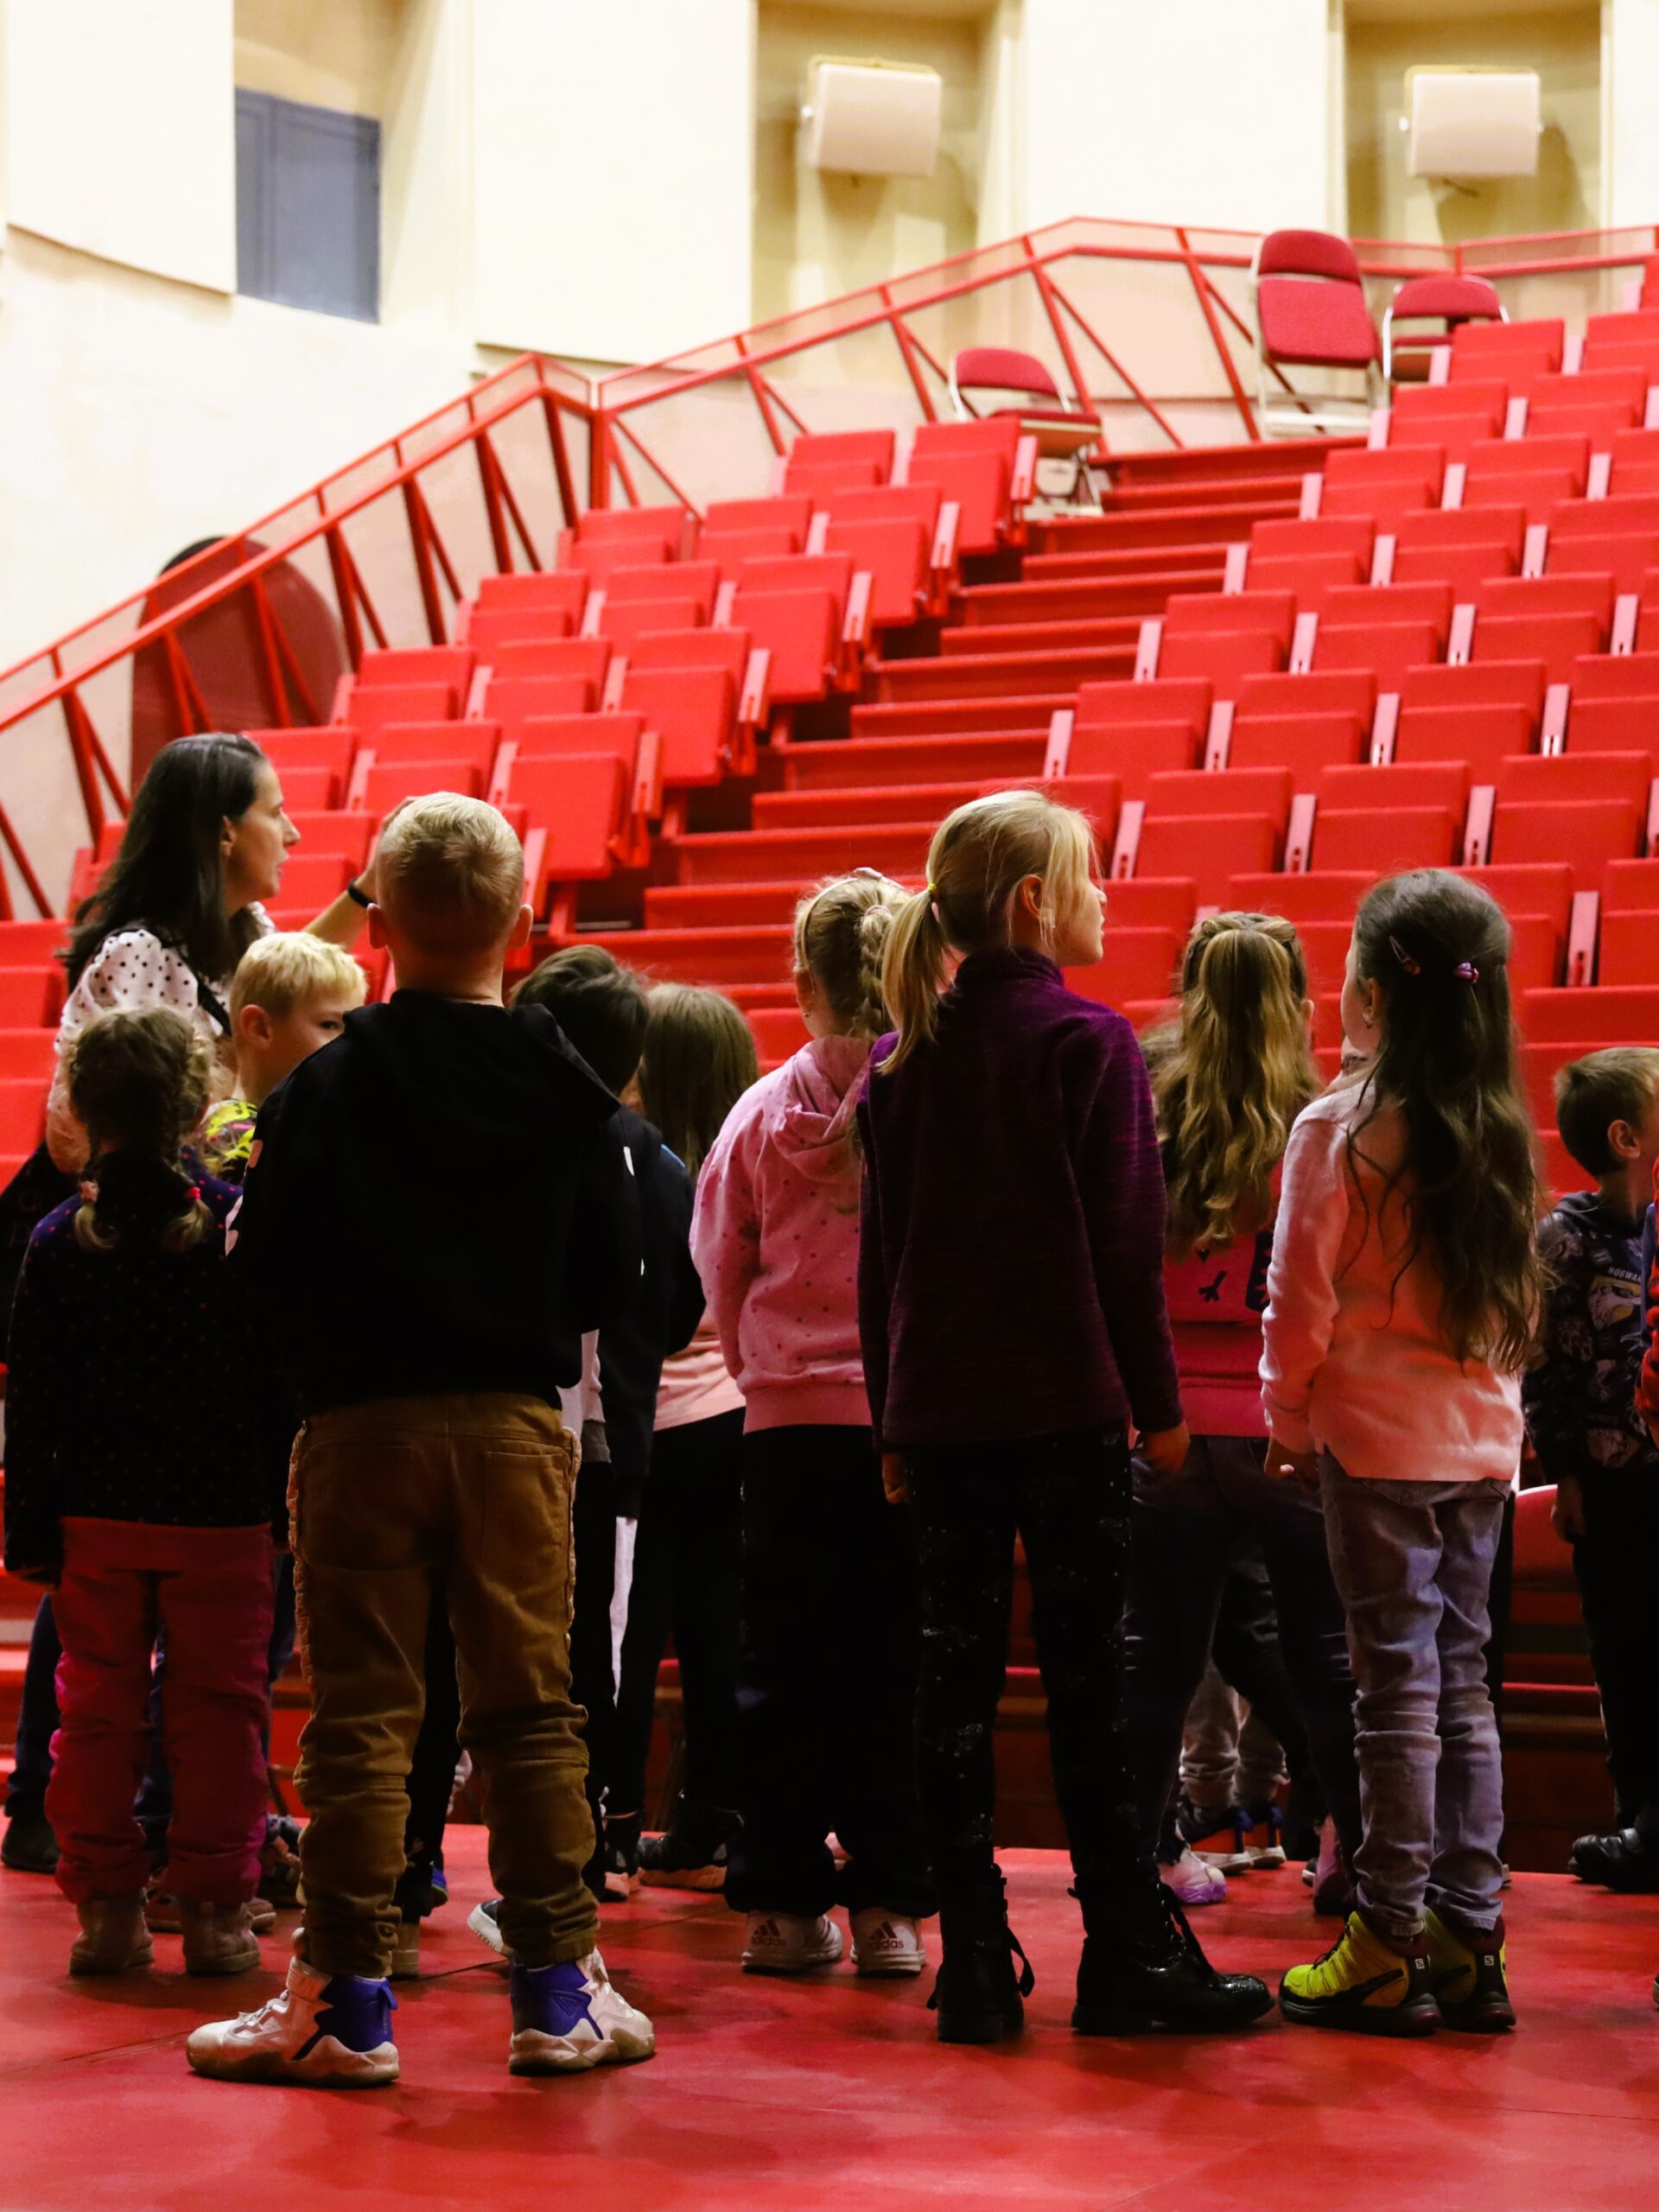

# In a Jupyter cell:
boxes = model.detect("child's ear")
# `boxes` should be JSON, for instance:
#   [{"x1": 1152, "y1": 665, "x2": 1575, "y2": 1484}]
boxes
[
  {"x1": 510, "y1": 902, "x2": 534, "y2": 951},
  {"x1": 1609, "y1": 1116, "x2": 1641, "y2": 1163},
  {"x1": 366, "y1": 905, "x2": 390, "y2": 950},
  {"x1": 240, "y1": 1005, "x2": 274, "y2": 1049}
]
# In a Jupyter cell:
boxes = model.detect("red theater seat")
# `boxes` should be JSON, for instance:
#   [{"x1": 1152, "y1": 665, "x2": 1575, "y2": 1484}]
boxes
[{"x1": 1131, "y1": 815, "x2": 1280, "y2": 903}]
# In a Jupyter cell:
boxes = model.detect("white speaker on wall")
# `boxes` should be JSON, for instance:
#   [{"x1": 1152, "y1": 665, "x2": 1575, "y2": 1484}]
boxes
[
  {"x1": 802, "y1": 57, "x2": 942, "y2": 179},
  {"x1": 1405, "y1": 68, "x2": 1541, "y2": 180}
]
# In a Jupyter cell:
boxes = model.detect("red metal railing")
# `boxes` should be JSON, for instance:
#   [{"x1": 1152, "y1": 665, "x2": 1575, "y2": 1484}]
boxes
[{"x1": 0, "y1": 214, "x2": 1653, "y2": 918}]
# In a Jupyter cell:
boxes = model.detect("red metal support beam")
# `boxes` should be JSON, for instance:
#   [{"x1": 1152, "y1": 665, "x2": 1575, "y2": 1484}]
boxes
[{"x1": 1175, "y1": 226, "x2": 1261, "y2": 441}]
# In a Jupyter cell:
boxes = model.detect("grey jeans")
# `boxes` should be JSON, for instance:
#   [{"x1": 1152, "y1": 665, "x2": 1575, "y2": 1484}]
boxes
[{"x1": 1320, "y1": 1460, "x2": 1510, "y2": 1946}]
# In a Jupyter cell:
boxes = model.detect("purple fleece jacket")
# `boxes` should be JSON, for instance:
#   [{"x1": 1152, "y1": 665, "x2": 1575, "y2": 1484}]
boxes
[{"x1": 856, "y1": 948, "x2": 1183, "y2": 1452}]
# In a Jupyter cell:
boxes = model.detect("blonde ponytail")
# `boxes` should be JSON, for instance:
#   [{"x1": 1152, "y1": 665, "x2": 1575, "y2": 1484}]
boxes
[
  {"x1": 791, "y1": 868, "x2": 909, "y2": 1040},
  {"x1": 879, "y1": 791, "x2": 1097, "y2": 1074}
]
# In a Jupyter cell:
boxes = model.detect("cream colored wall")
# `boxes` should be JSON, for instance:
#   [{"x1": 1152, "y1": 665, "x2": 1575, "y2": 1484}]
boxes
[
  {"x1": 234, "y1": 0, "x2": 406, "y2": 116},
  {"x1": 1343, "y1": 3, "x2": 1601, "y2": 245}
]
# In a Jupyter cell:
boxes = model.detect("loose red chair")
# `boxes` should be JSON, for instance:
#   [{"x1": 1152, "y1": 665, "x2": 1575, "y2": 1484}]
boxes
[
  {"x1": 1253, "y1": 229, "x2": 1380, "y2": 435},
  {"x1": 1382, "y1": 273, "x2": 1505, "y2": 383},
  {"x1": 949, "y1": 346, "x2": 1101, "y2": 505}
]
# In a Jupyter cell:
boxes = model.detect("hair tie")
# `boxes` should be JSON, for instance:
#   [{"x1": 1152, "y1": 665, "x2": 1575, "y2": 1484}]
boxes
[
  {"x1": 925, "y1": 883, "x2": 938, "y2": 900},
  {"x1": 186, "y1": 1185, "x2": 201, "y2": 1202},
  {"x1": 1453, "y1": 962, "x2": 1478, "y2": 984}
]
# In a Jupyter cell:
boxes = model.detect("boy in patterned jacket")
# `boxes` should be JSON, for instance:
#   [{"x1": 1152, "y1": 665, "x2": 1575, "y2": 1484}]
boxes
[{"x1": 1527, "y1": 1048, "x2": 1659, "y2": 1892}]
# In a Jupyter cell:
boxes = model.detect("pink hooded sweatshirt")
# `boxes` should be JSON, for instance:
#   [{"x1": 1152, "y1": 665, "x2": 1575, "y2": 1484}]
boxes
[{"x1": 690, "y1": 1034, "x2": 872, "y2": 1433}]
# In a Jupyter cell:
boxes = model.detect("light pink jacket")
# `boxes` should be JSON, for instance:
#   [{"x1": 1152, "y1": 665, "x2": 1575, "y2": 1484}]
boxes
[{"x1": 690, "y1": 1035, "x2": 872, "y2": 1433}]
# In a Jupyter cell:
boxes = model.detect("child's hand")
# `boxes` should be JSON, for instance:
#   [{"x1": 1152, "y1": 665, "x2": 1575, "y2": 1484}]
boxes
[
  {"x1": 1140, "y1": 1422, "x2": 1190, "y2": 1477},
  {"x1": 1551, "y1": 1474, "x2": 1586, "y2": 1543},
  {"x1": 1265, "y1": 1433, "x2": 1322, "y2": 1489},
  {"x1": 880, "y1": 1452, "x2": 909, "y2": 1505}
]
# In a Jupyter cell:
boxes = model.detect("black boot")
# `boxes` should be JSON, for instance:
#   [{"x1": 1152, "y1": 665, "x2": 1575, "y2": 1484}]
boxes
[
  {"x1": 1568, "y1": 1827, "x2": 1659, "y2": 1892},
  {"x1": 1071, "y1": 1878, "x2": 1274, "y2": 2035},
  {"x1": 930, "y1": 1870, "x2": 1034, "y2": 2045}
]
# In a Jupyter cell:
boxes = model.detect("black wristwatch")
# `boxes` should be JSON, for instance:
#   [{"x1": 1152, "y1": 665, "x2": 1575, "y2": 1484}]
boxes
[{"x1": 346, "y1": 880, "x2": 372, "y2": 909}]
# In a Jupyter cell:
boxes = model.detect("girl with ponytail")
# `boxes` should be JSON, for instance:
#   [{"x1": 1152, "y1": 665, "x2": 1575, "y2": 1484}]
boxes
[
  {"x1": 690, "y1": 869, "x2": 934, "y2": 1980},
  {"x1": 3, "y1": 1008, "x2": 283, "y2": 1978},
  {"x1": 1267, "y1": 869, "x2": 1540, "y2": 2037},
  {"x1": 1122, "y1": 913, "x2": 1362, "y2": 1912},
  {"x1": 857, "y1": 791, "x2": 1272, "y2": 2049}
]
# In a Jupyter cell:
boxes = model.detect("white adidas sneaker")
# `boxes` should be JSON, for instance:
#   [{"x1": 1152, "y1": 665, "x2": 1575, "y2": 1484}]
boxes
[
  {"x1": 849, "y1": 1908, "x2": 926, "y2": 1977},
  {"x1": 508, "y1": 1951, "x2": 656, "y2": 2075},
  {"x1": 185, "y1": 1953, "x2": 399, "y2": 2087},
  {"x1": 741, "y1": 1911, "x2": 844, "y2": 1975}
]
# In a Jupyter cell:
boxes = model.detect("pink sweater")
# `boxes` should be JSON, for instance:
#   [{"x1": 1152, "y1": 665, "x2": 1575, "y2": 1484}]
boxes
[
  {"x1": 1261, "y1": 1083, "x2": 1523, "y2": 1484},
  {"x1": 690, "y1": 1035, "x2": 873, "y2": 1433}
]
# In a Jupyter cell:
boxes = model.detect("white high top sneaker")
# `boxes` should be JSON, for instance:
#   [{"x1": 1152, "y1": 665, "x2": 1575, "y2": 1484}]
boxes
[
  {"x1": 186, "y1": 1953, "x2": 399, "y2": 2086},
  {"x1": 508, "y1": 1951, "x2": 656, "y2": 2075}
]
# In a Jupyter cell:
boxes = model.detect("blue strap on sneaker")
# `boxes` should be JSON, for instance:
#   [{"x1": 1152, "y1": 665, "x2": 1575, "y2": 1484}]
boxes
[
  {"x1": 296, "y1": 1976, "x2": 398, "y2": 2062},
  {"x1": 510, "y1": 1960, "x2": 597, "y2": 2039}
]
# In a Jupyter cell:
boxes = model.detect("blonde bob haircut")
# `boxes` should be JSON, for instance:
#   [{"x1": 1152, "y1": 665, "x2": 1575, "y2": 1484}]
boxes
[
  {"x1": 880, "y1": 790, "x2": 1096, "y2": 1072},
  {"x1": 375, "y1": 793, "x2": 525, "y2": 956},
  {"x1": 229, "y1": 931, "x2": 366, "y2": 1027}
]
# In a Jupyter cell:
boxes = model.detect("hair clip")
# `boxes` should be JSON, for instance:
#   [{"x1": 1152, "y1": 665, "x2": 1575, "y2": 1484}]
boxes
[
  {"x1": 1453, "y1": 962, "x2": 1479, "y2": 983},
  {"x1": 187, "y1": 1185, "x2": 201, "y2": 1201},
  {"x1": 1388, "y1": 934, "x2": 1422, "y2": 976}
]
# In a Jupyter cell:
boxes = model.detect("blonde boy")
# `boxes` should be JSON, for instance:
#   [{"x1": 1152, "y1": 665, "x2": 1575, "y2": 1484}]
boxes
[
  {"x1": 196, "y1": 934, "x2": 365, "y2": 1179},
  {"x1": 188, "y1": 796, "x2": 649, "y2": 2088}
]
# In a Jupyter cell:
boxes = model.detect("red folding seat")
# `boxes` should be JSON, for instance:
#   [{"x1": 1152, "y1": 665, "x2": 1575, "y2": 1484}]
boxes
[
  {"x1": 1236, "y1": 668, "x2": 1377, "y2": 723},
  {"x1": 1099, "y1": 879, "x2": 1198, "y2": 931},
  {"x1": 1226, "y1": 870, "x2": 1373, "y2": 925},
  {"x1": 1143, "y1": 766, "x2": 1294, "y2": 827},
  {"x1": 1390, "y1": 541, "x2": 1519, "y2": 594},
  {"x1": 1252, "y1": 515, "x2": 1376, "y2": 566},
  {"x1": 1400, "y1": 658, "x2": 1547, "y2": 728},
  {"x1": 1554, "y1": 493, "x2": 1659, "y2": 541},
  {"x1": 1452, "y1": 318, "x2": 1564, "y2": 373},
  {"x1": 250, "y1": 728, "x2": 357, "y2": 810},
  {"x1": 1494, "y1": 752, "x2": 1651, "y2": 814},
  {"x1": 702, "y1": 496, "x2": 813, "y2": 543},
  {"x1": 1074, "y1": 677, "x2": 1211, "y2": 738},
  {"x1": 1389, "y1": 382, "x2": 1508, "y2": 457},
  {"x1": 1463, "y1": 434, "x2": 1591, "y2": 494},
  {"x1": 471, "y1": 569, "x2": 588, "y2": 629},
  {"x1": 822, "y1": 516, "x2": 930, "y2": 627},
  {"x1": 1130, "y1": 815, "x2": 1281, "y2": 905},
  {"x1": 464, "y1": 605, "x2": 577, "y2": 658},
  {"x1": 1313, "y1": 806, "x2": 1462, "y2": 874},
  {"x1": 1321, "y1": 446, "x2": 1443, "y2": 522},
  {"x1": 1473, "y1": 576, "x2": 1621, "y2": 637},
  {"x1": 348, "y1": 681, "x2": 461, "y2": 731},
  {"x1": 1592, "y1": 905, "x2": 1659, "y2": 986},
  {"x1": 265, "y1": 852, "x2": 354, "y2": 921},
  {"x1": 1157, "y1": 630, "x2": 1283, "y2": 692},
  {"x1": 1461, "y1": 469, "x2": 1579, "y2": 524},
  {"x1": 1393, "y1": 708, "x2": 1532, "y2": 780},
  {"x1": 288, "y1": 811, "x2": 375, "y2": 871},
  {"x1": 1548, "y1": 534, "x2": 1659, "y2": 598},
  {"x1": 782, "y1": 429, "x2": 895, "y2": 488},
  {"x1": 354, "y1": 646, "x2": 474, "y2": 695},
  {"x1": 1249, "y1": 551, "x2": 1364, "y2": 596},
  {"x1": 482, "y1": 669, "x2": 615, "y2": 738},
  {"x1": 1067, "y1": 927, "x2": 1185, "y2": 1010},
  {"x1": 1528, "y1": 369, "x2": 1647, "y2": 430},
  {"x1": 1228, "y1": 713, "x2": 1368, "y2": 778},
  {"x1": 575, "y1": 505, "x2": 687, "y2": 549},
  {"x1": 596, "y1": 594, "x2": 709, "y2": 649},
  {"x1": 1603, "y1": 855, "x2": 1659, "y2": 912},
  {"x1": 0, "y1": 1028, "x2": 57, "y2": 1080},
  {"x1": 1450, "y1": 861, "x2": 1577, "y2": 931},
  {"x1": 358, "y1": 761, "x2": 485, "y2": 818},
  {"x1": 512, "y1": 711, "x2": 645, "y2": 774},
  {"x1": 0, "y1": 920, "x2": 68, "y2": 967},
  {"x1": 1570, "y1": 651, "x2": 1659, "y2": 700},
  {"x1": 1319, "y1": 761, "x2": 1470, "y2": 815},
  {"x1": 700, "y1": 524, "x2": 807, "y2": 573},
  {"x1": 780, "y1": 460, "x2": 885, "y2": 499},
  {"x1": 511, "y1": 754, "x2": 632, "y2": 893},
  {"x1": 729, "y1": 586, "x2": 842, "y2": 702},
  {"x1": 1163, "y1": 590, "x2": 1298, "y2": 651},
  {"x1": 1395, "y1": 503, "x2": 1527, "y2": 556},
  {"x1": 1311, "y1": 621, "x2": 1442, "y2": 689},
  {"x1": 1294, "y1": 918, "x2": 1357, "y2": 999},
  {"x1": 1471, "y1": 611, "x2": 1606, "y2": 683},
  {"x1": 1489, "y1": 797, "x2": 1645, "y2": 871},
  {"x1": 1522, "y1": 984, "x2": 1659, "y2": 1045},
  {"x1": 358, "y1": 721, "x2": 500, "y2": 778},
  {"x1": 0, "y1": 969, "x2": 60, "y2": 1027},
  {"x1": 477, "y1": 638, "x2": 611, "y2": 700},
  {"x1": 602, "y1": 562, "x2": 721, "y2": 617},
  {"x1": 1069, "y1": 723, "x2": 1202, "y2": 795},
  {"x1": 1319, "y1": 581, "x2": 1454, "y2": 643},
  {"x1": 0, "y1": 1077, "x2": 47, "y2": 1154},
  {"x1": 1608, "y1": 426, "x2": 1659, "y2": 493},
  {"x1": 908, "y1": 421, "x2": 1022, "y2": 555},
  {"x1": 620, "y1": 667, "x2": 736, "y2": 786}
]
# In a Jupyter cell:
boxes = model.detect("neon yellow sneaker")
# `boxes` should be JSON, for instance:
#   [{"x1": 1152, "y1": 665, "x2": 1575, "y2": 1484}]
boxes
[
  {"x1": 1280, "y1": 1911, "x2": 1438, "y2": 2037},
  {"x1": 1425, "y1": 1909, "x2": 1515, "y2": 2032}
]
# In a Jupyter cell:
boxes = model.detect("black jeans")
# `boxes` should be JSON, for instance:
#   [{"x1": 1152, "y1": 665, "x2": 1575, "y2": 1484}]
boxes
[
  {"x1": 570, "y1": 1461, "x2": 627, "y2": 1828},
  {"x1": 613, "y1": 1408, "x2": 743, "y2": 1818},
  {"x1": 5, "y1": 1593, "x2": 60, "y2": 1817},
  {"x1": 905, "y1": 1422, "x2": 1146, "y2": 1897},
  {"x1": 1573, "y1": 1478, "x2": 1659, "y2": 1840},
  {"x1": 394, "y1": 1594, "x2": 464, "y2": 1917},
  {"x1": 1123, "y1": 1434, "x2": 1363, "y2": 1863},
  {"x1": 725, "y1": 1424, "x2": 934, "y2": 1920}
]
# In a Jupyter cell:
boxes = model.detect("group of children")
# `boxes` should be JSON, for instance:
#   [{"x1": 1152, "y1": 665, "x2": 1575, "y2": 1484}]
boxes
[{"x1": 3, "y1": 758, "x2": 1657, "y2": 2087}]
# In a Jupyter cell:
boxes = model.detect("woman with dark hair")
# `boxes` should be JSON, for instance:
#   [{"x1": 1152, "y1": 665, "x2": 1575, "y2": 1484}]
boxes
[{"x1": 2, "y1": 730, "x2": 375, "y2": 1878}]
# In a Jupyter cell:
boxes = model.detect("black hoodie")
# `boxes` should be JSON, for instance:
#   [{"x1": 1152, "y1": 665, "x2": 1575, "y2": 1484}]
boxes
[
  {"x1": 596, "y1": 1104, "x2": 705, "y2": 1513},
  {"x1": 230, "y1": 991, "x2": 641, "y2": 1417}
]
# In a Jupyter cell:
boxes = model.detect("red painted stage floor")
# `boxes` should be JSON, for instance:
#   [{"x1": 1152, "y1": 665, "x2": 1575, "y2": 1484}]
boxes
[{"x1": 2, "y1": 1834, "x2": 1656, "y2": 2212}]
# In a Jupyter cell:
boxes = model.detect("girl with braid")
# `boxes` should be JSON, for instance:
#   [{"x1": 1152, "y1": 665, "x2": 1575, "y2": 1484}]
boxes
[{"x1": 692, "y1": 869, "x2": 936, "y2": 1982}]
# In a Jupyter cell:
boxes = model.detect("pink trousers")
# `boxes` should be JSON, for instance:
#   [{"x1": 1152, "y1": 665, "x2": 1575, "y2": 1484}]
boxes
[{"x1": 47, "y1": 1518, "x2": 274, "y2": 1906}]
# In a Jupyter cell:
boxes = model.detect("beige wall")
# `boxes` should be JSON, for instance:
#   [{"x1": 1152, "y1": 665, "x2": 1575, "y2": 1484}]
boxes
[
  {"x1": 753, "y1": 2, "x2": 990, "y2": 323},
  {"x1": 234, "y1": 0, "x2": 407, "y2": 117},
  {"x1": 1344, "y1": 3, "x2": 1601, "y2": 245}
]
